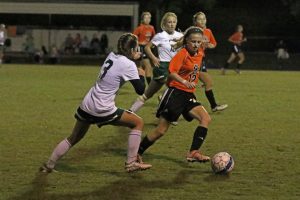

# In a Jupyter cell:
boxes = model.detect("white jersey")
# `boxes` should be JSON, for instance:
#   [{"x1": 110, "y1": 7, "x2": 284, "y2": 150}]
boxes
[
  {"x1": 151, "y1": 30, "x2": 183, "y2": 62},
  {"x1": 0, "y1": 30, "x2": 4, "y2": 45},
  {"x1": 80, "y1": 52, "x2": 139, "y2": 117}
]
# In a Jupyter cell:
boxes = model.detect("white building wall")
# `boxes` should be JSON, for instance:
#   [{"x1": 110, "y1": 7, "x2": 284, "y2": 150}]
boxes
[{"x1": 9, "y1": 29, "x2": 125, "y2": 53}]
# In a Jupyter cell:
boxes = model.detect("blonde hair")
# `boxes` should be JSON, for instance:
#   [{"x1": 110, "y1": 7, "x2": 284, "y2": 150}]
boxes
[
  {"x1": 160, "y1": 12, "x2": 177, "y2": 31},
  {"x1": 192, "y1": 11, "x2": 206, "y2": 25},
  {"x1": 140, "y1": 12, "x2": 151, "y2": 24},
  {"x1": 236, "y1": 24, "x2": 243, "y2": 31}
]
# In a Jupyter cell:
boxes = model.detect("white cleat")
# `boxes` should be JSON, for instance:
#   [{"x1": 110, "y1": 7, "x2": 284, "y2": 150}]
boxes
[
  {"x1": 125, "y1": 161, "x2": 152, "y2": 173},
  {"x1": 212, "y1": 104, "x2": 228, "y2": 112}
]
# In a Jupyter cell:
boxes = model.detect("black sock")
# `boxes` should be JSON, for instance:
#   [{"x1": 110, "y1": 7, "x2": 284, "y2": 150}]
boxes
[
  {"x1": 138, "y1": 136, "x2": 154, "y2": 155},
  {"x1": 205, "y1": 90, "x2": 218, "y2": 109},
  {"x1": 146, "y1": 77, "x2": 151, "y2": 85},
  {"x1": 237, "y1": 63, "x2": 242, "y2": 69},
  {"x1": 190, "y1": 126, "x2": 208, "y2": 151}
]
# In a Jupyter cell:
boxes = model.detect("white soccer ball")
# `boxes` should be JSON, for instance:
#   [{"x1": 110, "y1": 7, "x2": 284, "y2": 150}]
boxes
[{"x1": 211, "y1": 152, "x2": 234, "y2": 174}]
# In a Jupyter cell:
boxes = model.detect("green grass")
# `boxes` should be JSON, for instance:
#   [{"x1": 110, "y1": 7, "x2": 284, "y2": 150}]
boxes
[{"x1": 1, "y1": 64, "x2": 299, "y2": 200}]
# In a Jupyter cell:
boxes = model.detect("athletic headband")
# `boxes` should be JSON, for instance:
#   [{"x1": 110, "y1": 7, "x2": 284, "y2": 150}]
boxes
[{"x1": 185, "y1": 27, "x2": 203, "y2": 37}]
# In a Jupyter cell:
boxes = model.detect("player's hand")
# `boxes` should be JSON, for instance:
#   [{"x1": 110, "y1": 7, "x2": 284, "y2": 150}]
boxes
[
  {"x1": 151, "y1": 57, "x2": 160, "y2": 67},
  {"x1": 182, "y1": 80, "x2": 196, "y2": 89},
  {"x1": 132, "y1": 51, "x2": 142, "y2": 60},
  {"x1": 137, "y1": 68, "x2": 145, "y2": 77}
]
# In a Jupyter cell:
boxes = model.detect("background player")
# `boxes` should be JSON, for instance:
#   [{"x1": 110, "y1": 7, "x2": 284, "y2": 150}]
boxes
[
  {"x1": 130, "y1": 12, "x2": 183, "y2": 113},
  {"x1": 133, "y1": 11, "x2": 156, "y2": 84},
  {"x1": 193, "y1": 12, "x2": 228, "y2": 112},
  {"x1": 221, "y1": 24, "x2": 247, "y2": 75}
]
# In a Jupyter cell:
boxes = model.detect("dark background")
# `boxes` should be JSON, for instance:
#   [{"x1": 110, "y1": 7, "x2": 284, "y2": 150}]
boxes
[{"x1": 1, "y1": 0, "x2": 299, "y2": 53}]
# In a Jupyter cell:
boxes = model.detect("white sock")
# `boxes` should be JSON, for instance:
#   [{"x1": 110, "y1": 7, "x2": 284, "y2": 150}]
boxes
[
  {"x1": 129, "y1": 95, "x2": 147, "y2": 113},
  {"x1": 127, "y1": 130, "x2": 142, "y2": 163},
  {"x1": 46, "y1": 139, "x2": 71, "y2": 168}
]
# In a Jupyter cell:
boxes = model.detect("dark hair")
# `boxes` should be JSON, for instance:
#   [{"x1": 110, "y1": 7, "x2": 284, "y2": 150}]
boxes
[
  {"x1": 117, "y1": 33, "x2": 138, "y2": 58},
  {"x1": 183, "y1": 26, "x2": 203, "y2": 45}
]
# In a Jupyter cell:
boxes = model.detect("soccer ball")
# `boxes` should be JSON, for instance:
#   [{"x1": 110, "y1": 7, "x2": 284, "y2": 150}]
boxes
[{"x1": 211, "y1": 152, "x2": 234, "y2": 174}]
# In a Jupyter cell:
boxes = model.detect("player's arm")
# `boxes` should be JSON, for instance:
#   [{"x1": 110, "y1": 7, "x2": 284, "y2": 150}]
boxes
[
  {"x1": 172, "y1": 36, "x2": 184, "y2": 50},
  {"x1": 207, "y1": 30, "x2": 217, "y2": 49},
  {"x1": 129, "y1": 68, "x2": 146, "y2": 95},
  {"x1": 144, "y1": 41, "x2": 160, "y2": 67}
]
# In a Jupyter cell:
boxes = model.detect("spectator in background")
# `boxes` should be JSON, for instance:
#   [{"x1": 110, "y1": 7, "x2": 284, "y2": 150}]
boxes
[
  {"x1": 0, "y1": 23, "x2": 6, "y2": 64},
  {"x1": 90, "y1": 33, "x2": 101, "y2": 55},
  {"x1": 64, "y1": 33, "x2": 74, "y2": 55},
  {"x1": 276, "y1": 40, "x2": 289, "y2": 69},
  {"x1": 100, "y1": 34, "x2": 108, "y2": 54},
  {"x1": 34, "y1": 45, "x2": 48, "y2": 64},
  {"x1": 23, "y1": 34, "x2": 35, "y2": 58},
  {"x1": 74, "y1": 33, "x2": 82, "y2": 54},
  {"x1": 80, "y1": 35, "x2": 90, "y2": 55},
  {"x1": 49, "y1": 44, "x2": 59, "y2": 64}
]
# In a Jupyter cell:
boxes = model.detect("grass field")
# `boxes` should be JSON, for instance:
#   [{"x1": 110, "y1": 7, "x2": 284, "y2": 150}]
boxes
[{"x1": 1, "y1": 64, "x2": 299, "y2": 200}]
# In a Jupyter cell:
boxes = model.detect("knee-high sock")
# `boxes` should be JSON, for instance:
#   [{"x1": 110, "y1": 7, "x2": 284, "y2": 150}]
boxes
[
  {"x1": 47, "y1": 139, "x2": 71, "y2": 168},
  {"x1": 190, "y1": 126, "x2": 208, "y2": 151},
  {"x1": 205, "y1": 89, "x2": 218, "y2": 109},
  {"x1": 129, "y1": 95, "x2": 147, "y2": 113},
  {"x1": 127, "y1": 130, "x2": 142, "y2": 163},
  {"x1": 138, "y1": 136, "x2": 155, "y2": 155},
  {"x1": 146, "y1": 77, "x2": 151, "y2": 85}
]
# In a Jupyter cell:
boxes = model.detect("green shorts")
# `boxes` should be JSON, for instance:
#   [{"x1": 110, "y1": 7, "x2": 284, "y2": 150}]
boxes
[{"x1": 152, "y1": 62, "x2": 169, "y2": 81}]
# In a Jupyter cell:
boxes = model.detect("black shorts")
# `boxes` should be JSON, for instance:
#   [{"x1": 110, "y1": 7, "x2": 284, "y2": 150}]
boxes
[
  {"x1": 232, "y1": 45, "x2": 243, "y2": 54},
  {"x1": 139, "y1": 45, "x2": 148, "y2": 59},
  {"x1": 75, "y1": 107, "x2": 124, "y2": 127},
  {"x1": 156, "y1": 87, "x2": 201, "y2": 122}
]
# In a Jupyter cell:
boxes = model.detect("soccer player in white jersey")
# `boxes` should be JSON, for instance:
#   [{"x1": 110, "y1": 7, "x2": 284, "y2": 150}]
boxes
[
  {"x1": 40, "y1": 33, "x2": 152, "y2": 173},
  {"x1": 130, "y1": 12, "x2": 183, "y2": 113},
  {"x1": 0, "y1": 24, "x2": 6, "y2": 64}
]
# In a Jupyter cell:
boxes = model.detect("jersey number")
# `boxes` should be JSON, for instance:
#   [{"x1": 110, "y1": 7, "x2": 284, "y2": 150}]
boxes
[{"x1": 100, "y1": 59, "x2": 113, "y2": 79}]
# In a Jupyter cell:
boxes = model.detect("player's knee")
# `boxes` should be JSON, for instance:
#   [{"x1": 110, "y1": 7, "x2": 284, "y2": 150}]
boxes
[
  {"x1": 205, "y1": 81, "x2": 213, "y2": 89},
  {"x1": 134, "y1": 117, "x2": 144, "y2": 130},
  {"x1": 200, "y1": 114, "x2": 211, "y2": 126}
]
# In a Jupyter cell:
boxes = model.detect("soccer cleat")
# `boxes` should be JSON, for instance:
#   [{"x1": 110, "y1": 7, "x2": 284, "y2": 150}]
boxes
[
  {"x1": 125, "y1": 161, "x2": 152, "y2": 173},
  {"x1": 235, "y1": 69, "x2": 241, "y2": 74},
  {"x1": 186, "y1": 150, "x2": 210, "y2": 163},
  {"x1": 212, "y1": 104, "x2": 228, "y2": 112},
  {"x1": 39, "y1": 163, "x2": 57, "y2": 173},
  {"x1": 137, "y1": 154, "x2": 143, "y2": 163}
]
